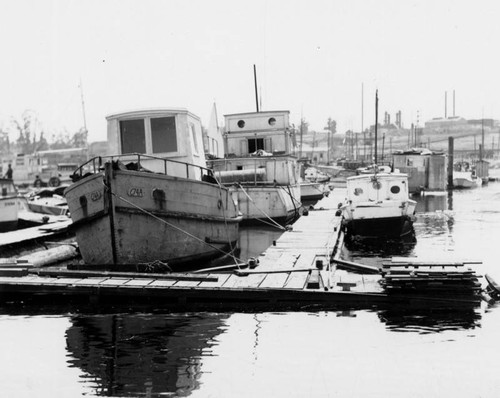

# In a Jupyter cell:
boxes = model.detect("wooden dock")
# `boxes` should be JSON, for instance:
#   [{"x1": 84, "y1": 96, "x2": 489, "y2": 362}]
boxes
[{"x1": 0, "y1": 190, "x2": 483, "y2": 310}]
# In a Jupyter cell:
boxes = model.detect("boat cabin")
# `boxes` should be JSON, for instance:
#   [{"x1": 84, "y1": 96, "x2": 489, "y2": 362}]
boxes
[
  {"x1": 106, "y1": 108, "x2": 206, "y2": 179},
  {"x1": 0, "y1": 178, "x2": 17, "y2": 197},
  {"x1": 223, "y1": 111, "x2": 293, "y2": 156},
  {"x1": 346, "y1": 173, "x2": 410, "y2": 203},
  {"x1": 208, "y1": 111, "x2": 299, "y2": 186}
]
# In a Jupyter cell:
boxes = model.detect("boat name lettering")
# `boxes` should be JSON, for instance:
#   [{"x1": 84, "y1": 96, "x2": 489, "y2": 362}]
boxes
[
  {"x1": 4, "y1": 201, "x2": 15, "y2": 206},
  {"x1": 128, "y1": 187, "x2": 144, "y2": 197},
  {"x1": 90, "y1": 191, "x2": 102, "y2": 201}
]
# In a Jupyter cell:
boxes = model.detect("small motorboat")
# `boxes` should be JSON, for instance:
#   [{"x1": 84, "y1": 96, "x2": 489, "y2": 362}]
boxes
[{"x1": 340, "y1": 166, "x2": 417, "y2": 240}]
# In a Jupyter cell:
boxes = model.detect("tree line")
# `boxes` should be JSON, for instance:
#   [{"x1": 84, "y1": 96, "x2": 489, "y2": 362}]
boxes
[{"x1": 0, "y1": 110, "x2": 87, "y2": 155}]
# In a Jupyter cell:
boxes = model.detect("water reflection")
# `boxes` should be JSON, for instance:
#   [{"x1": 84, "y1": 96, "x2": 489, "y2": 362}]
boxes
[
  {"x1": 65, "y1": 313, "x2": 228, "y2": 397},
  {"x1": 377, "y1": 305, "x2": 482, "y2": 334},
  {"x1": 414, "y1": 191, "x2": 451, "y2": 213}
]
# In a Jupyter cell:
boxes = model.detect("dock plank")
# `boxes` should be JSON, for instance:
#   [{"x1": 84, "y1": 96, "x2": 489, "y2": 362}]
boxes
[
  {"x1": 99, "y1": 278, "x2": 131, "y2": 286},
  {"x1": 259, "y1": 272, "x2": 290, "y2": 289},
  {"x1": 226, "y1": 273, "x2": 267, "y2": 289},
  {"x1": 197, "y1": 273, "x2": 231, "y2": 288},
  {"x1": 149, "y1": 279, "x2": 177, "y2": 287},
  {"x1": 174, "y1": 280, "x2": 201, "y2": 287},
  {"x1": 72, "y1": 278, "x2": 110, "y2": 286},
  {"x1": 283, "y1": 271, "x2": 310, "y2": 289},
  {"x1": 123, "y1": 279, "x2": 155, "y2": 287},
  {"x1": 45, "y1": 278, "x2": 84, "y2": 285}
]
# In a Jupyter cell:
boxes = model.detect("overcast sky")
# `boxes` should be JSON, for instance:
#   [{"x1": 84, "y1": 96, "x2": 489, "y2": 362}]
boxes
[{"x1": 1, "y1": 0, "x2": 499, "y2": 143}]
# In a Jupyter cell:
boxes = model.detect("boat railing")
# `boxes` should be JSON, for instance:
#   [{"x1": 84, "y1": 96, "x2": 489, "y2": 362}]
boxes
[{"x1": 71, "y1": 153, "x2": 216, "y2": 182}]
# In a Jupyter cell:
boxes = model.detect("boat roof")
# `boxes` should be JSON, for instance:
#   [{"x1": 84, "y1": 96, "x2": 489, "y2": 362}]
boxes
[
  {"x1": 347, "y1": 173, "x2": 408, "y2": 181},
  {"x1": 224, "y1": 110, "x2": 290, "y2": 118},
  {"x1": 106, "y1": 107, "x2": 201, "y2": 121}
]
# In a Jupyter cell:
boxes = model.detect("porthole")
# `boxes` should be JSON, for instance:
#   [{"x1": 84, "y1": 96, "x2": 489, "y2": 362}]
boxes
[
  {"x1": 390, "y1": 185, "x2": 401, "y2": 194},
  {"x1": 268, "y1": 117, "x2": 276, "y2": 126},
  {"x1": 237, "y1": 120, "x2": 245, "y2": 128},
  {"x1": 354, "y1": 188, "x2": 363, "y2": 196}
]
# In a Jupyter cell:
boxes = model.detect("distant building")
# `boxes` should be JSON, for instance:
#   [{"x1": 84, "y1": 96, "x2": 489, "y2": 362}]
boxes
[
  {"x1": 424, "y1": 116, "x2": 467, "y2": 131},
  {"x1": 467, "y1": 119, "x2": 495, "y2": 128}
]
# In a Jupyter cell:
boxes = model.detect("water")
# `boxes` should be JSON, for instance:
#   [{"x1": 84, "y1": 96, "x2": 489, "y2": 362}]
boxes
[{"x1": 2, "y1": 175, "x2": 500, "y2": 397}]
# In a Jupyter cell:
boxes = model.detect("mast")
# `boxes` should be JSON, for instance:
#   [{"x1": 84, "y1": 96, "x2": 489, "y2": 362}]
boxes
[
  {"x1": 361, "y1": 83, "x2": 365, "y2": 161},
  {"x1": 253, "y1": 64, "x2": 259, "y2": 112},
  {"x1": 374, "y1": 90, "x2": 378, "y2": 164},
  {"x1": 79, "y1": 78, "x2": 88, "y2": 133}
]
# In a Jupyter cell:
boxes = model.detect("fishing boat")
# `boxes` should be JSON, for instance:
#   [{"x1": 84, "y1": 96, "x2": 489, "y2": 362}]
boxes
[
  {"x1": 207, "y1": 110, "x2": 301, "y2": 225},
  {"x1": 453, "y1": 161, "x2": 481, "y2": 189},
  {"x1": 340, "y1": 169, "x2": 417, "y2": 240},
  {"x1": 65, "y1": 108, "x2": 242, "y2": 270},
  {"x1": 0, "y1": 178, "x2": 19, "y2": 232}
]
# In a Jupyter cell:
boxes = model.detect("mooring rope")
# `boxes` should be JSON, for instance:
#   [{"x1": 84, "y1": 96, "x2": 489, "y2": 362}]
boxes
[
  {"x1": 212, "y1": 177, "x2": 242, "y2": 267},
  {"x1": 237, "y1": 183, "x2": 286, "y2": 231},
  {"x1": 279, "y1": 184, "x2": 301, "y2": 221},
  {"x1": 107, "y1": 187, "x2": 246, "y2": 264}
]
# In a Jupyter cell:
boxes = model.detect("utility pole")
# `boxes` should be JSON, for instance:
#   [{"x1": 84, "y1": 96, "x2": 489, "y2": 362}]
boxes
[{"x1": 374, "y1": 90, "x2": 378, "y2": 164}]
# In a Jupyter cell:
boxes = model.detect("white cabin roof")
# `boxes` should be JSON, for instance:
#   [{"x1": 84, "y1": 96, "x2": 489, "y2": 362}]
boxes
[{"x1": 106, "y1": 107, "x2": 201, "y2": 122}]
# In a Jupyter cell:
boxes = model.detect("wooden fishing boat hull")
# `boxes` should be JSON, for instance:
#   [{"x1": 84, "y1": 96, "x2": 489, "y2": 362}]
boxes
[
  {"x1": 65, "y1": 167, "x2": 241, "y2": 269},
  {"x1": 230, "y1": 184, "x2": 301, "y2": 225}
]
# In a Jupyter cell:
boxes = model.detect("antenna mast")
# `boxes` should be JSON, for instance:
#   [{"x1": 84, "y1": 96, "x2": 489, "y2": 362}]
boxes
[{"x1": 253, "y1": 65, "x2": 259, "y2": 112}]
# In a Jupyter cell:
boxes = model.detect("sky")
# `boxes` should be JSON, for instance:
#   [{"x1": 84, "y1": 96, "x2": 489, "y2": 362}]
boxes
[{"x1": 1, "y1": 0, "x2": 500, "y2": 143}]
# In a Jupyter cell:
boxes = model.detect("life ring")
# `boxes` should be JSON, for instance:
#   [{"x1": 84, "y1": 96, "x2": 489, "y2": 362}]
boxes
[{"x1": 48, "y1": 176, "x2": 61, "y2": 187}]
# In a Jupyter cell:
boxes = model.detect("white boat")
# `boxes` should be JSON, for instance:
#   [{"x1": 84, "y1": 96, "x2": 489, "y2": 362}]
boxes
[
  {"x1": 208, "y1": 111, "x2": 301, "y2": 225},
  {"x1": 340, "y1": 169, "x2": 417, "y2": 240},
  {"x1": 452, "y1": 171, "x2": 481, "y2": 189},
  {"x1": 0, "y1": 178, "x2": 19, "y2": 232},
  {"x1": 300, "y1": 180, "x2": 328, "y2": 201},
  {"x1": 27, "y1": 186, "x2": 70, "y2": 216},
  {"x1": 65, "y1": 108, "x2": 242, "y2": 270}
]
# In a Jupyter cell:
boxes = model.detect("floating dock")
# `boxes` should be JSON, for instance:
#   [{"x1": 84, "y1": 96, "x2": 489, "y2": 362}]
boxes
[{"x1": 0, "y1": 190, "x2": 484, "y2": 310}]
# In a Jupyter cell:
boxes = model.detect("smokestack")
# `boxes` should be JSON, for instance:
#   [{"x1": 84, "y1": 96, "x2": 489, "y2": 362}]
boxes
[{"x1": 445, "y1": 91, "x2": 447, "y2": 118}]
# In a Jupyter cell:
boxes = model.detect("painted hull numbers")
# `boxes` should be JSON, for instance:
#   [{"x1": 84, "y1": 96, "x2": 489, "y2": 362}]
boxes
[{"x1": 127, "y1": 187, "x2": 144, "y2": 198}]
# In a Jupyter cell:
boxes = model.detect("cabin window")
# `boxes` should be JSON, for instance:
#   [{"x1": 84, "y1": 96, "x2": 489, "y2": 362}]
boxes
[
  {"x1": 237, "y1": 166, "x2": 243, "y2": 170},
  {"x1": 354, "y1": 188, "x2": 363, "y2": 196},
  {"x1": 390, "y1": 185, "x2": 401, "y2": 194},
  {"x1": 151, "y1": 116, "x2": 177, "y2": 153},
  {"x1": 248, "y1": 138, "x2": 265, "y2": 153},
  {"x1": 120, "y1": 119, "x2": 146, "y2": 154},
  {"x1": 268, "y1": 117, "x2": 276, "y2": 126},
  {"x1": 190, "y1": 123, "x2": 199, "y2": 154},
  {"x1": 237, "y1": 120, "x2": 245, "y2": 128}
]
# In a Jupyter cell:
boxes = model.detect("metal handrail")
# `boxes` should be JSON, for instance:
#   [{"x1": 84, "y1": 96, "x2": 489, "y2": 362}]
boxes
[{"x1": 72, "y1": 153, "x2": 215, "y2": 181}]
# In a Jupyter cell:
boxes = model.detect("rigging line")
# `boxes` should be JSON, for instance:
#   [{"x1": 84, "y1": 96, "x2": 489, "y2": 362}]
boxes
[
  {"x1": 214, "y1": 179, "x2": 241, "y2": 268},
  {"x1": 108, "y1": 188, "x2": 246, "y2": 264},
  {"x1": 237, "y1": 183, "x2": 286, "y2": 231}
]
